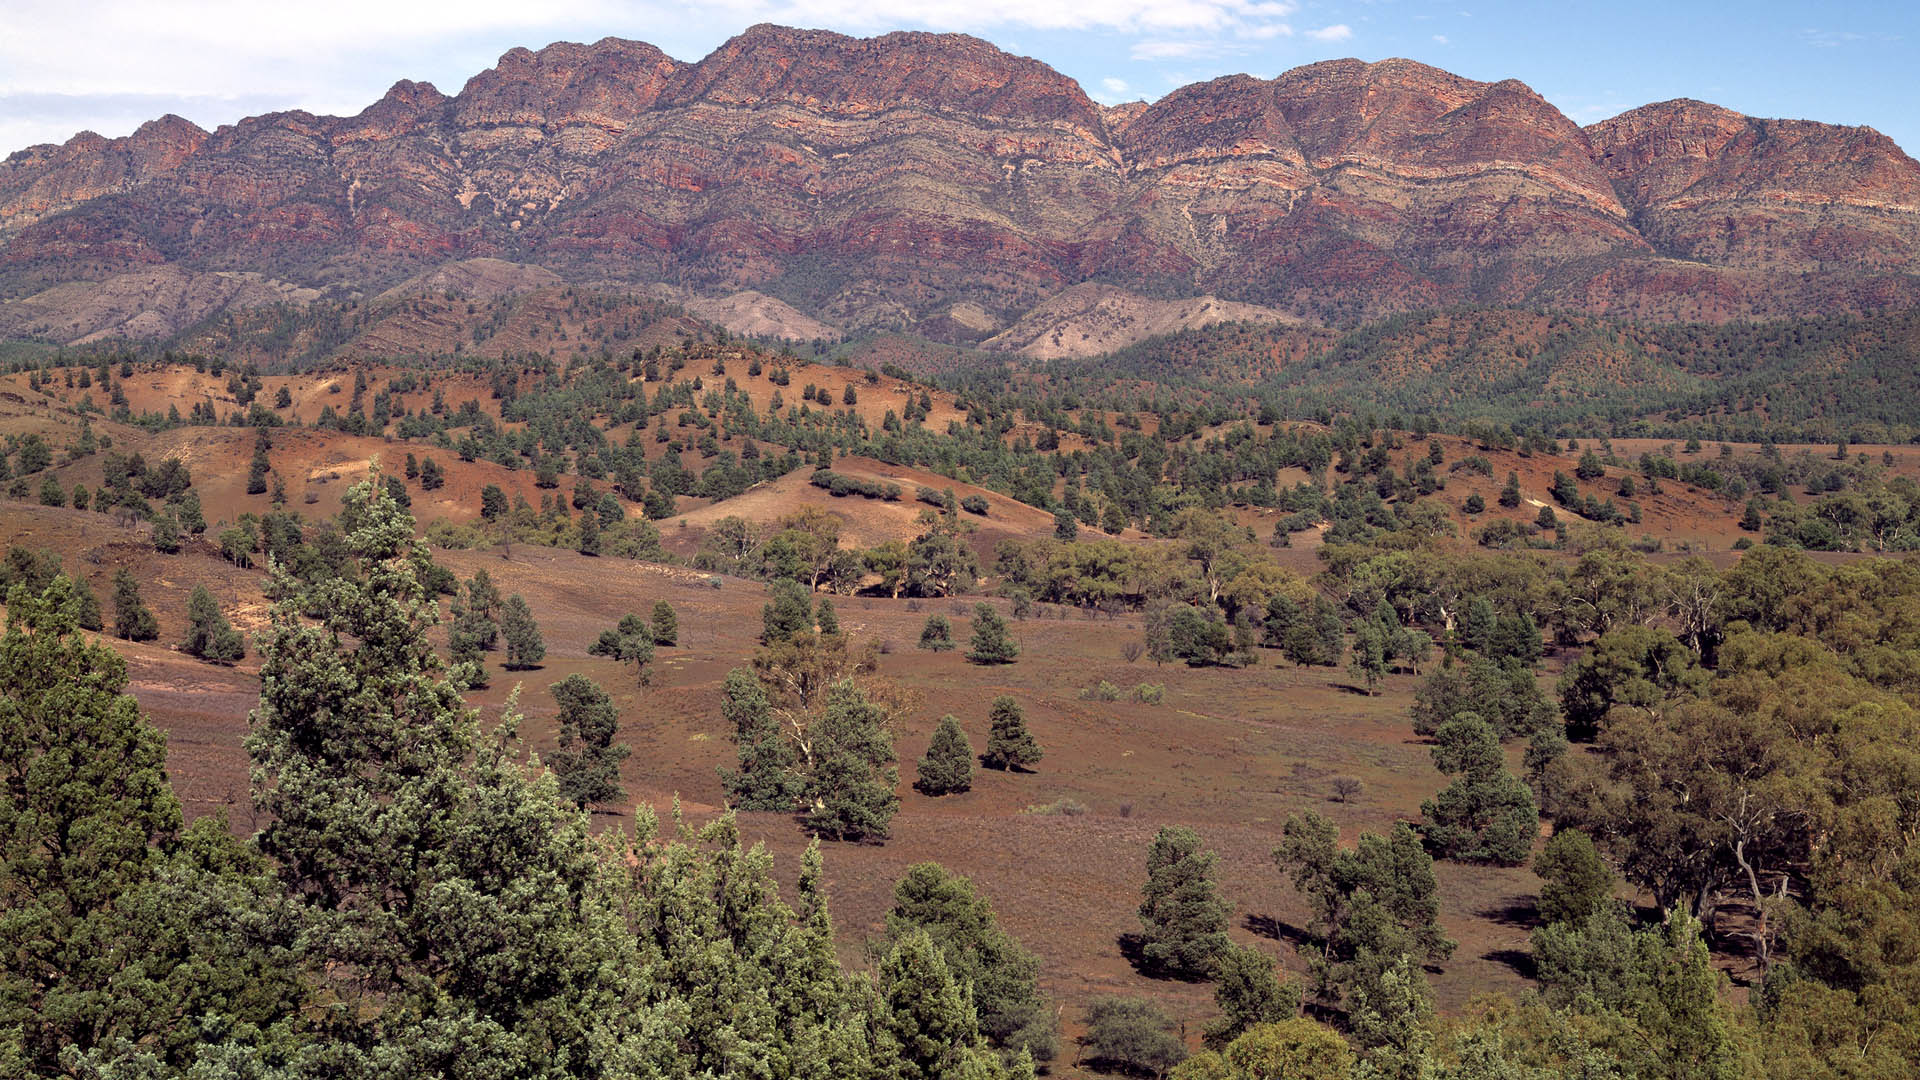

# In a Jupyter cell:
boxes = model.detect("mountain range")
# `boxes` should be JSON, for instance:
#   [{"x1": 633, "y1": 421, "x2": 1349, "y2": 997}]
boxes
[{"x1": 4, "y1": 23, "x2": 1918, "y2": 351}]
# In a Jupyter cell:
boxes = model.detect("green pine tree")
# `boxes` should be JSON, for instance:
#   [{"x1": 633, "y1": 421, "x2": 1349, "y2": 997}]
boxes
[
  {"x1": 763, "y1": 579, "x2": 814, "y2": 644},
  {"x1": 886, "y1": 862, "x2": 1057, "y2": 1063},
  {"x1": 111, "y1": 567, "x2": 158, "y2": 641},
  {"x1": 916, "y1": 716, "x2": 974, "y2": 795},
  {"x1": 1420, "y1": 712, "x2": 1538, "y2": 866},
  {"x1": 650, "y1": 599, "x2": 679, "y2": 646},
  {"x1": 500, "y1": 592, "x2": 544, "y2": 669},
  {"x1": 719, "y1": 667, "x2": 802, "y2": 811},
  {"x1": 247, "y1": 466, "x2": 636, "y2": 1073},
  {"x1": 967, "y1": 603, "x2": 1019, "y2": 665},
  {"x1": 0, "y1": 576, "x2": 304, "y2": 1074},
  {"x1": 549, "y1": 673, "x2": 628, "y2": 808},
  {"x1": 1138, "y1": 826, "x2": 1232, "y2": 978},
  {"x1": 577, "y1": 507, "x2": 602, "y2": 555},
  {"x1": 982, "y1": 696, "x2": 1042, "y2": 771},
  {"x1": 875, "y1": 929, "x2": 1003, "y2": 1080},
  {"x1": 918, "y1": 613, "x2": 955, "y2": 652},
  {"x1": 803, "y1": 680, "x2": 900, "y2": 841},
  {"x1": 1203, "y1": 944, "x2": 1302, "y2": 1049},
  {"x1": 181, "y1": 584, "x2": 245, "y2": 663}
]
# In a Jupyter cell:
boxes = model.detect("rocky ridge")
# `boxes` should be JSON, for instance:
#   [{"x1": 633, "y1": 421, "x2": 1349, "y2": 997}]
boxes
[{"x1": 2, "y1": 24, "x2": 1916, "y2": 346}]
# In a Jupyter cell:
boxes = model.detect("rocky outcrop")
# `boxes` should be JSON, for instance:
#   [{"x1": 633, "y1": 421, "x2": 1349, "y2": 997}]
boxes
[{"x1": 3, "y1": 27, "x2": 1917, "y2": 340}]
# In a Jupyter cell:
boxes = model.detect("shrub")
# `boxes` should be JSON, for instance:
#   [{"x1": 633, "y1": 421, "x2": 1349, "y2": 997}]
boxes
[
  {"x1": 1078, "y1": 998, "x2": 1187, "y2": 1076},
  {"x1": 917, "y1": 613, "x2": 955, "y2": 652}
]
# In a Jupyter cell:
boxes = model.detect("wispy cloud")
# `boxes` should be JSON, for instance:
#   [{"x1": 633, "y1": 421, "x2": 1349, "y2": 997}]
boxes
[
  {"x1": 1432, "y1": 34, "x2": 1449, "y2": 45},
  {"x1": 1304, "y1": 24, "x2": 1352, "y2": 43}
]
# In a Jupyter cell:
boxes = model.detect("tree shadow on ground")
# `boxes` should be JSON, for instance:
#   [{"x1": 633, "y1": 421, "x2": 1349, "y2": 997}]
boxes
[
  {"x1": 1243, "y1": 913, "x2": 1316, "y2": 950},
  {"x1": 1484, "y1": 948, "x2": 1537, "y2": 979},
  {"x1": 1477, "y1": 895, "x2": 1542, "y2": 930}
]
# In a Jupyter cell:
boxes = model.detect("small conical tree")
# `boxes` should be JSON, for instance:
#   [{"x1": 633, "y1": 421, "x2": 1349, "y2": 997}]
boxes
[
  {"x1": 181, "y1": 584, "x2": 245, "y2": 663},
  {"x1": 763, "y1": 579, "x2": 813, "y2": 645},
  {"x1": 719, "y1": 668, "x2": 802, "y2": 811},
  {"x1": 982, "y1": 696, "x2": 1042, "y2": 772},
  {"x1": 577, "y1": 508, "x2": 601, "y2": 556},
  {"x1": 816, "y1": 597, "x2": 841, "y2": 636},
  {"x1": 71, "y1": 575, "x2": 103, "y2": 631},
  {"x1": 966, "y1": 603, "x2": 1019, "y2": 665},
  {"x1": 1138, "y1": 825, "x2": 1232, "y2": 978},
  {"x1": 500, "y1": 592, "x2": 544, "y2": 669},
  {"x1": 1534, "y1": 828, "x2": 1613, "y2": 925},
  {"x1": 650, "y1": 599, "x2": 678, "y2": 646},
  {"x1": 916, "y1": 716, "x2": 973, "y2": 796},
  {"x1": 803, "y1": 680, "x2": 900, "y2": 841},
  {"x1": 918, "y1": 614, "x2": 954, "y2": 652},
  {"x1": 549, "y1": 673, "x2": 628, "y2": 808},
  {"x1": 150, "y1": 512, "x2": 182, "y2": 554},
  {"x1": 111, "y1": 567, "x2": 158, "y2": 642}
]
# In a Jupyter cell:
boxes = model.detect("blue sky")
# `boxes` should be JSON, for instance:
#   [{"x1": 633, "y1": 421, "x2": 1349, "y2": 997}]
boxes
[{"x1": 3, "y1": 1, "x2": 1914, "y2": 157}]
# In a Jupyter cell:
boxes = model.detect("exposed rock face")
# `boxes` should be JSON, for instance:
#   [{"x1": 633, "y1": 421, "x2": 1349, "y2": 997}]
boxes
[
  {"x1": 3, "y1": 25, "x2": 1917, "y2": 343},
  {"x1": 982, "y1": 282, "x2": 1295, "y2": 359}
]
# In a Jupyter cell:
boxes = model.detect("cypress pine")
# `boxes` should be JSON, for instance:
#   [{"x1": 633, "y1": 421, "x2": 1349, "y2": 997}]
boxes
[{"x1": 916, "y1": 716, "x2": 974, "y2": 795}]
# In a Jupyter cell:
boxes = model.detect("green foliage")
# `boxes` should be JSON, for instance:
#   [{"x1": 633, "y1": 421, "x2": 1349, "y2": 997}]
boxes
[
  {"x1": 719, "y1": 667, "x2": 802, "y2": 811},
  {"x1": 1557, "y1": 625, "x2": 1705, "y2": 738},
  {"x1": 1275, "y1": 812, "x2": 1454, "y2": 1011},
  {"x1": 150, "y1": 510, "x2": 182, "y2": 553},
  {"x1": 1412, "y1": 656, "x2": 1556, "y2": 740},
  {"x1": 0, "y1": 576, "x2": 304, "y2": 1074},
  {"x1": 1421, "y1": 713, "x2": 1538, "y2": 866},
  {"x1": 916, "y1": 716, "x2": 974, "y2": 796},
  {"x1": 577, "y1": 505, "x2": 601, "y2": 554},
  {"x1": 1175, "y1": 1020, "x2": 1352, "y2": 1080},
  {"x1": 247, "y1": 468, "x2": 632, "y2": 1073},
  {"x1": 1203, "y1": 944, "x2": 1302, "y2": 1049},
  {"x1": 650, "y1": 599, "x2": 678, "y2": 646},
  {"x1": 181, "y1": 584, "x2": 245, "y2": 663},
  {"x1": 966, "y1": 603, "x2": 1019, "y2": 665},
  {"x1": 1534, "y1": 830, "x2": 1613, "y2": 925},
  {"x1": 480, "y1": 483, "x2": 508, "y2": 519},
  {"x1": 982, "y1": 696, "x2": 1042, "y2": 771},
  {"x1": 500, "y1": 591, "x2": 544, "y2": 668},
  {"x1": 919, "y1": 613, "x2": 955, "y2": 652},
  {"x1": 1078, "y1": 997, "x2": 1188, "y2": 1077},
  {"x1": 110, "y1": 567, "x2": 158, "y2": 641},
  {"x1": 589, "y1": 612, "x2": 655, "y2": 683},
  {"x1": 1164, "y1": 602, "x2": 1232, "y2": 667},
  {"x1": 803, "y1": 680, "x2": 900, "y2": 841},
  {"x1": 1530, "y1": 908, "x2": 1749, "y2": 1080},
  {"x1": 763, "y1": 579, "x2": 814, "y2": 645},
  {"x1": 549, "y1": 674, "x2": 628, "y2": 808},
  {"x1": 875, "y1": 929, "x2": 991, "y2": 1080},
  {"x1": 886, "y1": 862, "x2": 1057, "y2": 1063},
  {"x1": 1138, "y1": 825, "x2": 1232, "y2": 979}
]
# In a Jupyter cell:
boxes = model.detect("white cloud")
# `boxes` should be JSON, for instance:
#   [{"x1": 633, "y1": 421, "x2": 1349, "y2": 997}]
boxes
[
  {"x1": 1432, "y1": 34, "x2": 1449, "y2": 45},
  {"x1": 1131, "y1": 40, "x2": 1224, "y2": 60},
  {"x1": 1100, "y1": 77, "x2": 1132, "y2": 98},
  {"x1": 1304, "y1": 24, "x2": 1352, "y2": 43}
]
